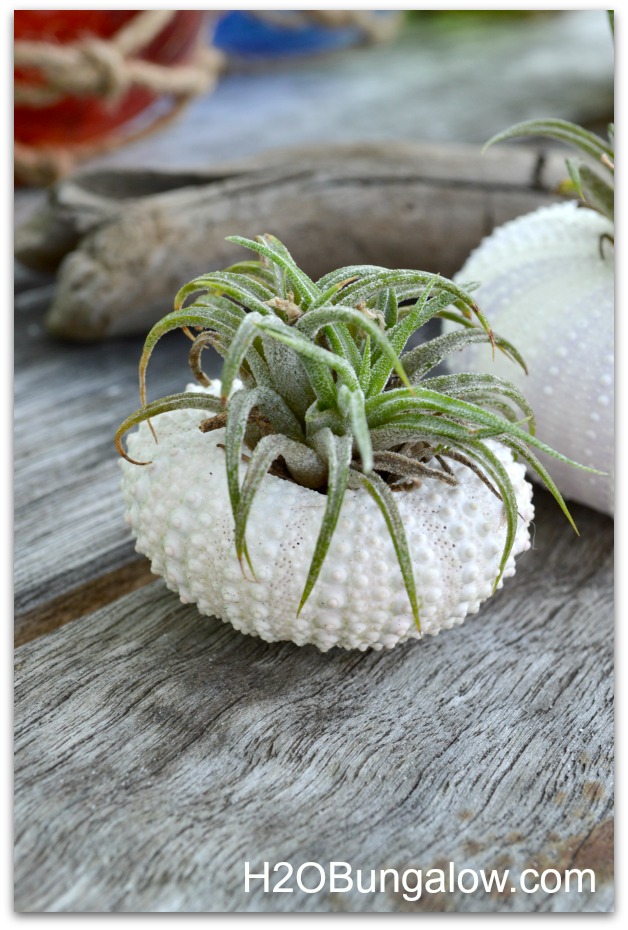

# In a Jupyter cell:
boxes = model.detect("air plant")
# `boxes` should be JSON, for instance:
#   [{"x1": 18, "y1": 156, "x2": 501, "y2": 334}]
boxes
[{"x1": 117, "y1": 234, "x2": 582, "y2": 649}]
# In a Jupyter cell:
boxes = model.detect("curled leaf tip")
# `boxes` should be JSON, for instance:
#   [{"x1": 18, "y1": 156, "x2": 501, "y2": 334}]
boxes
[{"x1": 114, "y1": 434, "x2": 152, "y2": 467}]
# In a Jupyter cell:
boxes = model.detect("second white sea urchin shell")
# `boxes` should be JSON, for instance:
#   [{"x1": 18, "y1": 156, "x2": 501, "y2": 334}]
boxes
[
  {"x1": 120, "y1": 383, "x2": 534, "y2": 652},
  {"x1": 446, "y1": 201, "x2": 614, "y2": 515}
]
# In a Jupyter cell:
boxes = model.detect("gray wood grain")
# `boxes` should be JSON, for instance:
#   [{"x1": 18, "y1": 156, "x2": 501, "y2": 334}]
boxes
[
  {"x1": 13, "y1": 292, "x2": 221, "y2": 622},
  {"x1": 14, "y1": 492, "x2": 613, "y2": 913}
]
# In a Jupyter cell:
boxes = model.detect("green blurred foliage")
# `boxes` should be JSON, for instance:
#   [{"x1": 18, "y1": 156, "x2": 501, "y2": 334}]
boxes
[{"x1": 403, "y1": 10, "x2": 557, "y2": 34}]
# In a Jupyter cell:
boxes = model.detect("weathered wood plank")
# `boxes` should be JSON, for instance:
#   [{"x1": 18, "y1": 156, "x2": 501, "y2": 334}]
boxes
[
  {"x1": 13, "y1": 293, "x2": 222, "y2": 627},
  {"x1": 14, "y1": 559, "x2": 154, "y2": 648},
  {"x1": 14, "y1": 491, "x2": 613, "y2": 913}
]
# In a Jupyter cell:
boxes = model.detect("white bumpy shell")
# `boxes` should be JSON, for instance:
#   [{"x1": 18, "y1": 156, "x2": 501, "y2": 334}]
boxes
[
  {"x1": 446, "y1": 201, "x2": 614, "y2": 516},
  {"x1": 120, "y1": 383, "x2": 534, "y2": 652}
]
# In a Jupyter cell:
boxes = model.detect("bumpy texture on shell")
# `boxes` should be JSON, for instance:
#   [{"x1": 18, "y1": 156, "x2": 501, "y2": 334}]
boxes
[
  {"x1": 120, "y1": 383, "x2": 534, "y2": 652},
  {"x1": 446, "y1": 201, "x2": 614, "y2": 515}
]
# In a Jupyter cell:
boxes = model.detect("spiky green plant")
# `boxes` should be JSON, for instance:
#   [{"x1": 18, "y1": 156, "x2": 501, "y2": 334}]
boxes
[
  {"x1": 116, "y1": 234, "x2": 583, "y2": 631},
  {"x1": 483, "y1": 16, "x2": 614, "y2": 225},
  {"x1": 485, "y1": 117, "x2": 614, "y2": 227},
  {"x1": 485, "y1": 11, "x2": 614, "y2": 226}
]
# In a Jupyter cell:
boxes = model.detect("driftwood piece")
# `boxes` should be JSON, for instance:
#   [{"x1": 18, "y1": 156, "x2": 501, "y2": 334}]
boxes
[
  {"x1": 15, "y1": 141, "x2": 567, "y2": 340},
  {"x1": 14, "y1": 492, "x2": 613, "y2": 913}
]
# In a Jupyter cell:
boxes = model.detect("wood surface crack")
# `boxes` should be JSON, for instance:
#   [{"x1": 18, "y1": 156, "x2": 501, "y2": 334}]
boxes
[
  {"x1": 322, "y1": 174, "x2": 557, "y2": 194},
  {"x1": 15, "y1": 558, "x2": 155, "y2": 648}
]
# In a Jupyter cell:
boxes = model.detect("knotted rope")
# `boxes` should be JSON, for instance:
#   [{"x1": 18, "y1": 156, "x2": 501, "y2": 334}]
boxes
[
  {"x1": 14, "y1": 9, "x2": 401, "y2": 185},
  {"x1": 14, "y1": 10, "x2": 225, "y2": 186}
]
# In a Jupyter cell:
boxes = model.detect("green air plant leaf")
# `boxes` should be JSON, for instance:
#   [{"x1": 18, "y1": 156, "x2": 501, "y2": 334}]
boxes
[
  {"x1": 117, "y1": 232, "x2": 587, "y2": 627},
  {"x1": 419, "y1": 373, "x2": 537, "y2": 434},
  {"x1": 485, "y1": 117, "x2": 615, "y2": 225},
  {"x1": 567, "y1": 160, "x2": 615, "y2": 222},
  {"x1": 227, "y1": 234, "x2": 319, "y2": 307},
  {"x1": 298, "y1": 430, "x2": 353, "y2": 614},
  {"x1": 484, "y1": 118, "x2": 613, "y2": 164},
  {"x1": 235, "y1": 432, "x2": 328, "y2": 573},
  {"x1": 115, "y1": 391, "x2": 223, "y2": 464},
  {"x1": 338, "y1": 383, "x2": 373, "y2": 473},
  {"x1": 347, "y1": 468, "x2": 421, "y2": 629},
  {"x1": 398, "y1": 328, "x2": 528, "y2": 384}
]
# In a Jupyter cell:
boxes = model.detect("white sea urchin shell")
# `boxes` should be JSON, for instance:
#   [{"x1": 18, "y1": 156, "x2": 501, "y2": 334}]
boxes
[
  {"x1": 446, "y1": 201, "x2": 614, "y2": 516},
  {"x1": 120, "y1": 383, "x2": 534, "y2": 651}
]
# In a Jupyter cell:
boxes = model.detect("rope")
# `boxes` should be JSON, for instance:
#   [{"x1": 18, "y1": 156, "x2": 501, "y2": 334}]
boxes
[
  {"x1": 14, "y1": 11, "x2": 225, "y2": 186},
  {"x1": 14, "y1": 9, "x2": 399, "y2": 185},
  {"x1": 13, "y1": 11, "x2": 219, "y2": 106}
]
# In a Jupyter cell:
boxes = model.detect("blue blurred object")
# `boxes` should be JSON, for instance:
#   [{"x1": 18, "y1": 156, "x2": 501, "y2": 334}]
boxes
[{"x1": 213, "y1": 10, "x2": 396, "y2": 58}]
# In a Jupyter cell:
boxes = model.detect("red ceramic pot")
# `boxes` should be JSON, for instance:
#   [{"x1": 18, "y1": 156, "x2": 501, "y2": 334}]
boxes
[{"x1": 14, "y1": 10, "x2": 206, "y2": 148}]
